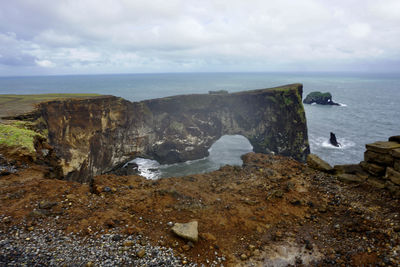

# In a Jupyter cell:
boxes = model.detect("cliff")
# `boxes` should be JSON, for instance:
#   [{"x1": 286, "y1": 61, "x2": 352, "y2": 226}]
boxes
[{"x1": 16, "y1": 84, "x2": 309, "y2": 183}]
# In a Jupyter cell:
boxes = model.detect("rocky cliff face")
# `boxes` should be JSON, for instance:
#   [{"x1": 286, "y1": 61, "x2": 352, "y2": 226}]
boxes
[{"x1": 33, "y1": 83, "x2": 309, "y2": 183}]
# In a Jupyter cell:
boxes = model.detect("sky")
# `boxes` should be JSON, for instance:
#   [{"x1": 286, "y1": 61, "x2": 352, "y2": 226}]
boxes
[{"x1": 1, "y1": 0, "x2": 400, "y2": 76}]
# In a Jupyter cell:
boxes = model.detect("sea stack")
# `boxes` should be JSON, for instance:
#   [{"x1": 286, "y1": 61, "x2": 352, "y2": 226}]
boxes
[{"x1": 330, "y1": 132, "x2": 341, "y2": 147}]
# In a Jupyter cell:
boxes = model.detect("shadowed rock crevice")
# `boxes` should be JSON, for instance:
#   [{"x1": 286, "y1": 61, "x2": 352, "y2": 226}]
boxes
[{"x1": 31, "y1": 83, "x2": 309, "y2": 183}]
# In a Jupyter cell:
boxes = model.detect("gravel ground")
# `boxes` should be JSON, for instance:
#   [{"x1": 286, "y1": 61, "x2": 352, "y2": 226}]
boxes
[{"x1": 0, "y1": 225, "x2": 202, "y2": 267}]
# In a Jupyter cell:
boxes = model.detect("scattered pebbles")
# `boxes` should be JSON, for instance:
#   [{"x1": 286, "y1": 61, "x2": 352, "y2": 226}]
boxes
[{"x1": 0, "y1": 225, "x2": 197, "y2": 266}]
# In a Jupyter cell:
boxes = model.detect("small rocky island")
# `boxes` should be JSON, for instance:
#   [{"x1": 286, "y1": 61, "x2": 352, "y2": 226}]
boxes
[{"x1": 303, "y1": 91, "x2": 339, "y2": 105}]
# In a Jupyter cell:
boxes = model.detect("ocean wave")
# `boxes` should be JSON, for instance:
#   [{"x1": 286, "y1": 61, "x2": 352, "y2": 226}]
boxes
[
  {"x1": 338, "y1": 103, "x2": 347, "y2": 107},
  {"x1": 311, "y1": 136, "x2": 355, "y2": 150},
  {"x1": 130, "y1": 158, "x2": 161, "y2": 180}
]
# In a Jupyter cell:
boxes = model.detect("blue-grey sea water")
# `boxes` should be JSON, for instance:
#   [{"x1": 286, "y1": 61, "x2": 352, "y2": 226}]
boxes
[{"x1": 1, "y1": 72, "x2": 399, "y2": 179}]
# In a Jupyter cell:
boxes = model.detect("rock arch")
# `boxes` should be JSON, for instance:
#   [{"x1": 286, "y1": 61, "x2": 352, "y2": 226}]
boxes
[{"x1": 37, "y1": 83, "x2": 309, "y2": 182}]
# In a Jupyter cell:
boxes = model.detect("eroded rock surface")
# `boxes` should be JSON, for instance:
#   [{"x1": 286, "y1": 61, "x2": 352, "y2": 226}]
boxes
[{"x1": 16, "y1": 84, "x2": 309, "y2": 182}]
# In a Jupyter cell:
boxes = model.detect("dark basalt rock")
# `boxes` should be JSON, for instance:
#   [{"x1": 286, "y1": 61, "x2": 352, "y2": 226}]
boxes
[
  {"x1": 303, "y1": 91, "x2": 339, "y2": 105},
  {"x1": 330, "y1": 132, "x2": 341, "y2": 147},
  {"x1": 20, "y1": 84, "x2": 310, "y2": 183}
]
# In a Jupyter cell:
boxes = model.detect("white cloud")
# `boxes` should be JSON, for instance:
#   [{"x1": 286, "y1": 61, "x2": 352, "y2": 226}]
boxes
[
  {"x1": 35, "y1": 59, "x2": 55, "y2": 68},
  {"x1": 348, "y1": 23, "x2": 371, "y2": 39},
  {"x1": 0, "y1": 0, "x2": 399, "y2": 75}
]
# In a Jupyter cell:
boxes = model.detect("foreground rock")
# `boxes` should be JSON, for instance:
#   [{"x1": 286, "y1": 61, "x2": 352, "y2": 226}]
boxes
[
  {"x1": 307, "y1": 153, "x2": 333, "y2": 173},
  {"x1": 171, "y1": 221, "x2": 198, "y2": 242},
  {"x1": 303, "y1": 91, "x2": 339, "y2": 105},
  {"x1": 0, "y1": 152, "x2": 399, "y2": 266},
  {"x1": 335, "y1": 136, "x2": 400, "y2": 197}
]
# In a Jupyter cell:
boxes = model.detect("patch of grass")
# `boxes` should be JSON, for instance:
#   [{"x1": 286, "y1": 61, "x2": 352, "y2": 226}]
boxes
[
  {"x1": 0, "y1": 123, "x2": 43, "y2": 152},
  {"x1": 0, "y1": 93, "x2": 102, "y2": 119}
]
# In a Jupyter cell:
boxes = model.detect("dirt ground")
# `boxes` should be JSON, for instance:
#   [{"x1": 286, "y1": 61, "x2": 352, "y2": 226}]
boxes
[{"x1": 1, "y1": 152, "x2": 399, "y2": 266}]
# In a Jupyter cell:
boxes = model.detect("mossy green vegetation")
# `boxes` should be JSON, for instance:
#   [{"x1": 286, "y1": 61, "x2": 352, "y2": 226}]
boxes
[{"x1": 0, "y1": 123, "x2": 43, "y2": 152}]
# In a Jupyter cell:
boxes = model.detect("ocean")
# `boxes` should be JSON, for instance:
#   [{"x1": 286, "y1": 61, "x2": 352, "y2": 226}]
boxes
[{"x1": 1, "y1": 72, "x2": 399, "y2": 179}]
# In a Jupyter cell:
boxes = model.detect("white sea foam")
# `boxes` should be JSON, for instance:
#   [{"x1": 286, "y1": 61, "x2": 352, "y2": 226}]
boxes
[
  {"x1": 338, "y1": 103, "x2": 347, "y2": 107},
  {"x1": 130, "y1": 158, "x2": 161, "y2": 180},
  {"x1": 311, "y1": 136, "x2": 355, "y2": 150}
]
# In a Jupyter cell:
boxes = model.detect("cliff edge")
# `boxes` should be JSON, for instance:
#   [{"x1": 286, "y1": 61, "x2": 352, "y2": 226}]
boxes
[{"x1": 5, "y1": 84, "x2": 309, "y2": 183}]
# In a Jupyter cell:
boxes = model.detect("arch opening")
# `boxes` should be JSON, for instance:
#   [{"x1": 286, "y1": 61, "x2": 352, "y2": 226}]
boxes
[{"x1": 131, "y1": 135, "x2": 253, "y2": 179}]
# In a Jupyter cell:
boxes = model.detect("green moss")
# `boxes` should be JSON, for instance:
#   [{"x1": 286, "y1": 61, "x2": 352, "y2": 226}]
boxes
[{"x1": 0, "y1": 123, "x2": 43, "y2": 152}]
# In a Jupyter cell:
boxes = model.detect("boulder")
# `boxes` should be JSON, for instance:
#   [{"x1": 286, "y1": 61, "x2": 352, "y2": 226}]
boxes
[
  {"x1": 360, "y1": 161, "x2": 386, "y2": 177},
  {"x1": 303, "y1": 91, "x2": 339, "y2": 105},
  {"x1": 307, "y1": 154, "x2": 333, "y2": 173},
  {"x1": 364, "y1": 150, "x2": 394, "y2": 166},
  {"x1": 366, "y1": 178, "x2": 386, "y2": 189},
  {"x1": 392, "y1": 148, "x2": 400, "y2": 159},
  {"x1": 388, "y1": 136, "x2": 400, "y2": 143},
  {"x1": 386, "y1": 167, "x2": 400, "y2": 185},
  {"x1": 171, "y1": 221, "x2": 198, "y2": 242},
  {"x1": 365, "y1": 141, "x2": 400, "y2": 154}
]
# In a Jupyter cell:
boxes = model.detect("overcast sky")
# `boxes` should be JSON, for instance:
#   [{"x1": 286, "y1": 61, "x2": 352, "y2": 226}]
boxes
[{"x1": 1, "y1": 0, "x2": 399, "y2": 76}]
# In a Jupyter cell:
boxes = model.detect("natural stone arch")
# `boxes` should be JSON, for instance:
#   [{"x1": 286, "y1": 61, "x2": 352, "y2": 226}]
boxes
[{"x1": 36, "y1": 83, "x2": 309, "y2": 183}]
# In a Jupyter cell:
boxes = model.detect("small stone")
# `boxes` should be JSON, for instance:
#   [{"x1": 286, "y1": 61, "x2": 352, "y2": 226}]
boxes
[
  {"x1": 103, "y1": 186, "x2": 111, "y2": 192},
  {"x1": 112, "y1": 234, "x2": 122, "y2": 241},
  {"x1": 123, "y1": 241, "x2": 134, "y2": 247},
  {"x1": 85, "y1": 262, "x2": 94, "y2": 267},
  {"x1": 249, "y1": 244, "x2": 256, "y2": 251},
  {"x1": 274, "y1": 190, "x2": 284, "y2": 198},
  {"x1": 137, "y1": 249, "x2": 146, "y2": 258},
  {"x1": 240, "y1": 253, "x2": 248, "y2": 260},
  {"x1": 182, "y1": 260, "x2": 188, "y2": 264},
  {"x1": 171, "y1": 221, "x2": 198, "y2": 242},
  {"x1": 39, "y1": 200, "x2": 58, "y2": 210},
  {"x1": 305, "y1": 240, "x2": 313, "y2": 250},
  {"x1": 27, "y1": 226, "x2": 34, "y2": 231},
  {"x1": 318, "y1": 205, "x2": 327, "y2": 213},
  {"x1": 182, "y1": 245, "x2": 191, "y2": 251}
]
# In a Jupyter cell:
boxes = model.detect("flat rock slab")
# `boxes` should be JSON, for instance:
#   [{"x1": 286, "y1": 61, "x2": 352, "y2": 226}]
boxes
[
  {"x1": 386, "y1": 167, "x2": 400, "y2": 185},
  {"x1": 171, "y1": 221, "x2": 198, "y2": 242},
  {"x1": 307, "y1": 154, "x2": 333, "y2": 173},
  {"x1": 392, "y1": 148, "x2": 400, "y2": 159},
  {"x1": 366, "y1": 178, "x2": 386, "y2": 189},
  {"x1": 337, "y1": 173, "x2": 366, "y2": 183},
  {"x1": 364, "y1": 150, "x2": 394, "y2": 166},
  {"x1": 333, "y1": 164, "x2": 363, "y2": 175},
  {"x1": 360, "y1": 161, "x2": 386, "y2": 177},
  {"x1": 366, "y1": 141, "x2": 400, "y2": 154}
]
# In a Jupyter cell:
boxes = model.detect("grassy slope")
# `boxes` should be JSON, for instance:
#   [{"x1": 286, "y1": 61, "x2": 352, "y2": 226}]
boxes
[{"x1": 0, "y1": 94, "x2": 101, "y2": 152}]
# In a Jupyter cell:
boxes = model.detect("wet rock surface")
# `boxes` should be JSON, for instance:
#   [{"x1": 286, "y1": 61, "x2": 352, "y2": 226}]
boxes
[{"x1": 1, "y1": 153, "x2": 399, "y2": 266}]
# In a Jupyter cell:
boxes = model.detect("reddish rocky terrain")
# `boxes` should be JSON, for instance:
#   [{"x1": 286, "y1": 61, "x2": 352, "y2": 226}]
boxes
[{"x1": 1, "y1": 152, "x2": 399, "y2": 266}]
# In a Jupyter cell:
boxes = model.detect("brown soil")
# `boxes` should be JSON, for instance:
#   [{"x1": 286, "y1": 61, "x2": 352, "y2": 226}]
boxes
[{"x1": 1, "y1": 152, "x2": 399, "y2": 266}]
